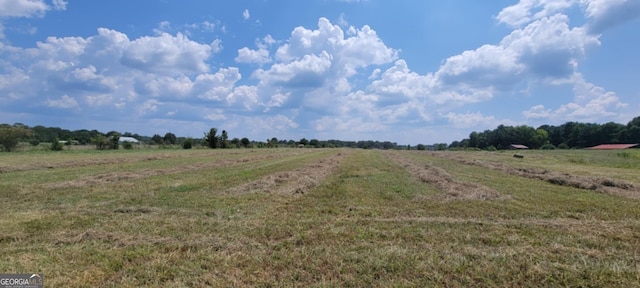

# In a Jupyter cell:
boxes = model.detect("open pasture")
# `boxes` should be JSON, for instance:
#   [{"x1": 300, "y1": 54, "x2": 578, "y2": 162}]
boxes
[{"x1": 1, "y1": 148, "x2": 639, "y2": 287}]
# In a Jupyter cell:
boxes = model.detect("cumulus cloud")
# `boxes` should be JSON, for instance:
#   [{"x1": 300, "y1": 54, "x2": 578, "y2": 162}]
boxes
[
  {"x1": 235, "y1": 47, "x2": 270, "y2": 64},
  {"x1": 274, "y1": 18, "x2": 398, "y2": 72},
  {"x1": 121, "y1": 32, "x2": 214, "y2": 75},
  {"x1": 523, "y1": 74, "x2": 628, "y2": 121},
  {"x1": 254, "y1": 51, "x2": 332, "y2": 87},
  {"x1": 235, "y1": 35, "x2": 275, "y2": 64},
  {"x1": 0, "y1": 26, "x2": 235, "y2": 123},
  {"x1": 496, "y1": 0, "x2": 575, "y2": 27}
]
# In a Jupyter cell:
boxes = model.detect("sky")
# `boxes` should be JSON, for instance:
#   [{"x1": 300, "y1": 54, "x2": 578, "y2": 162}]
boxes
[{"x1": 1, "y1": 0, "x2": 639, "y2": 144}]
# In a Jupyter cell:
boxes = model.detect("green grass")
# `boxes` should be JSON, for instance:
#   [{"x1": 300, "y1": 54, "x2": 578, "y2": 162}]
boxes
[{"x1": 1, "y1": 148, "x2": 639, "y2": 287}]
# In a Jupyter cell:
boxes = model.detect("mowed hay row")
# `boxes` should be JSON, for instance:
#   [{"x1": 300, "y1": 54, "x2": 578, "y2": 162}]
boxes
[
  {"x1": 382, "y1": 151, "x2": 505, "y2": 201},
  {"x1": 431, "y1": 152, "x2": 640, "y2": 199},
  {"x1": 40, "y1": 149, "x2": 307, "y2": 189},
  {"x1": 225, "y1": 151, "x2": 351, "y2": 195}
]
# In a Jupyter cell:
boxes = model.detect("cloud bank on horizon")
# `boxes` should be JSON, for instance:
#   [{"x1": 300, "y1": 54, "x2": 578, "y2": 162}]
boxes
[{"x1": 0, "y1": 0, "x2": 639, "y2": 144}]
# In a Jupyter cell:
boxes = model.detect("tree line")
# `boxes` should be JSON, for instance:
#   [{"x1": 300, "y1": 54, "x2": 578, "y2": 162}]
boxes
[
  {"x1": 0, "y1": 123, "x2": 406, "y2": 152},
  {"x1": 5, "y1": 116, "x2": 637, "y2": 152},
  {"x1": 449, "y1": 116, "x2": 640, "y2": 150}
]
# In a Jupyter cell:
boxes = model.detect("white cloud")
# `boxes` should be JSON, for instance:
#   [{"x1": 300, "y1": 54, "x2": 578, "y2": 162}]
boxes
[
  {"x1": 497, "y1": 0, "x2": 640, "y2": 34},
  {"x1": 523, "y1": 74, "x2": 627, "y2": 121},
  {"x1": 370, "y1": 60, "x2": 435, "y2": 102},
  {"x1": 249, "y1": 115, "x2": 299, "y2": 133},
  {"x1": 84, "y1": 94, "x2": 113, "y2": 107},
  {"x1": 243, "y1": 9, "x2": 250, "y2": 20},
  {"x1": 582, "y1": 0, "x2": 640, "y2": 33},
  {"x1": 200, "y1": 20, "x2": 217, "y2": 32},
  {"x1": 0, "y1": 0, "x2": 70, "y2": 38},
  {"x1": 143, "y1": 75, "x2": 194, "y2": 98},
  {"x1": 52, "y1": 0, "x2": 68, "y2": 10},
  {"x1": 193, "y1": 68, "x2": 242, "y2": 101},
  {"x1": 0, "y1": 27, "x2": 238, "y2": 120},
  {"x1": 314, "y1": 116, "x2": 384, "y2": 134},
  {"x1": 496, "y1": 0, "x2": 575, "y2": 27},
  {"x1": 227, "y1": 85, "x2": 258, "y2": 110},
  {"x1": 211, "y1": 39, "x2": 223, "y2": 53},
  {"x1": 235, "y1": 47, "x2": 271, "y2": 64},
  {"x1": 205, "y1": 109, "x2": 227, "y2": 121},
  {"x1": 254, "y1": 51, "x2": 333, "y2": 87},
  {"x1": 264, "y1": 91, "x2": 290, "y2": 111},
  {"x1": 47, "y1": 95, "x2": 78, "y2": 109},
  {"x1": 263, "y1": 34, "x2": 276, "y2": 45},
  {"x1": 274, "y1": 18, "x2": 398, "y2": 72},
  {"x1": 522, "y1": 105, "x2": 552, "y2": 119},
  {"x1": 138, "y1": 100, "x2": 159, "y2": 116},
  {"x1": 121, "y1": 32, "x2": 214, "y2": 75},
  {"x1": 0, "y1": 0, "x2": 48, "y2": 18},
  {"x1": 442, "y1": 112, "x2": 499, "y2": 129}
]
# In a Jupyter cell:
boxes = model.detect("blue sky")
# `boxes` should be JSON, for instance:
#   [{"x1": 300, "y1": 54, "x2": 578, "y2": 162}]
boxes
[{"x1": 1, "y1": 0, "x2": 639, "y2": 144}]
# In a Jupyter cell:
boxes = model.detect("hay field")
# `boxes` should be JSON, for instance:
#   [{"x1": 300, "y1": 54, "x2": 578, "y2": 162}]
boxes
[{"x1": 1, "y1": 148, "x2": 639, "y2": 287}]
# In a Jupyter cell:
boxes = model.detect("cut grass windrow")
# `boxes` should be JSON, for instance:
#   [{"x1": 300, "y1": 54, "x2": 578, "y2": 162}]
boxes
[
  {"x1": 382, "y1": 151, "x2": 506, "y2": 201},
  {"x1": 431, "y1": 151, "x2": 640, "y2": 199}
]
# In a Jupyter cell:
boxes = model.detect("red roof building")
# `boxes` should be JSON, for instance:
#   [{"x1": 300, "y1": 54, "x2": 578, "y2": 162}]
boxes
[{"x1": 586, "y1": 144, "x2": 639, "y2": 150}]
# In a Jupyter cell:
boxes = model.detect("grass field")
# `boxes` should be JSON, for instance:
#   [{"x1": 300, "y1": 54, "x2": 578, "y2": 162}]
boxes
[{"x1": 1, "y1": 148, "x2": 639, "y2": 287}]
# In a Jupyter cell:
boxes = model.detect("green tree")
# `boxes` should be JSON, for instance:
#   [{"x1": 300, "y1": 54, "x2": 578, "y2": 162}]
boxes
[
  {"x1": 107, "y1": 132, "x2": 120, "y2": 150},
  {"x1": 182, "y1": 138, "x2": 193, "y2": 149},
  {"x1": 533, "y1": 128, "x2": 549, "y2": 149},
  {"x1": 221, "y1": 130, "x2": 229, "y2": 148},
  {"x1": 230, "y1": 137, "x2": 240, "y2": 148},
  {"x1": 51, "y1": 138, "x2": 64, "y2": 151},
  {"x1": 268, "y1": 137, "x2": 278, "y2": 148},
  {"x1": 204, "y1": 128, "x2": 218, "y2": 149},
  {"x1": 151, "y1": 134, "x2": 164, "y2": 145},
  {"x1": 0, "y1": 126, "x2": 32, "y2": 152},
  {"x1": 624, "y1": 116, "x2": 640, "y2": 143},
  {"x1": 240, "y1": 137, "x2": 250, "y2": 148},
  {"x1": 92, "y1": 134, "x2": 110, "y2": 150},
  {"x1": 163, "y1": 132, "x2": 177, "y2": 145}
]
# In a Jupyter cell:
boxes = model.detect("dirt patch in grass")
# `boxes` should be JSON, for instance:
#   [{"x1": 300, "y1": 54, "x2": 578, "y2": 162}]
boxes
[
  {"x1": 225, "y1": 151, "x2": 350, "y2": 195},
  {"x1": 113, "y1": 207, "x2": 157, "y2": 214},
  {"x1": 435, "y1": 153, "x2": 640, "y2": 199},
  {"x1": 42, "y1": 152, "x2": 290, "y2": 189},
  {"x1": 383, "y1": 152, "x2": 506, "y2": 201}
]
